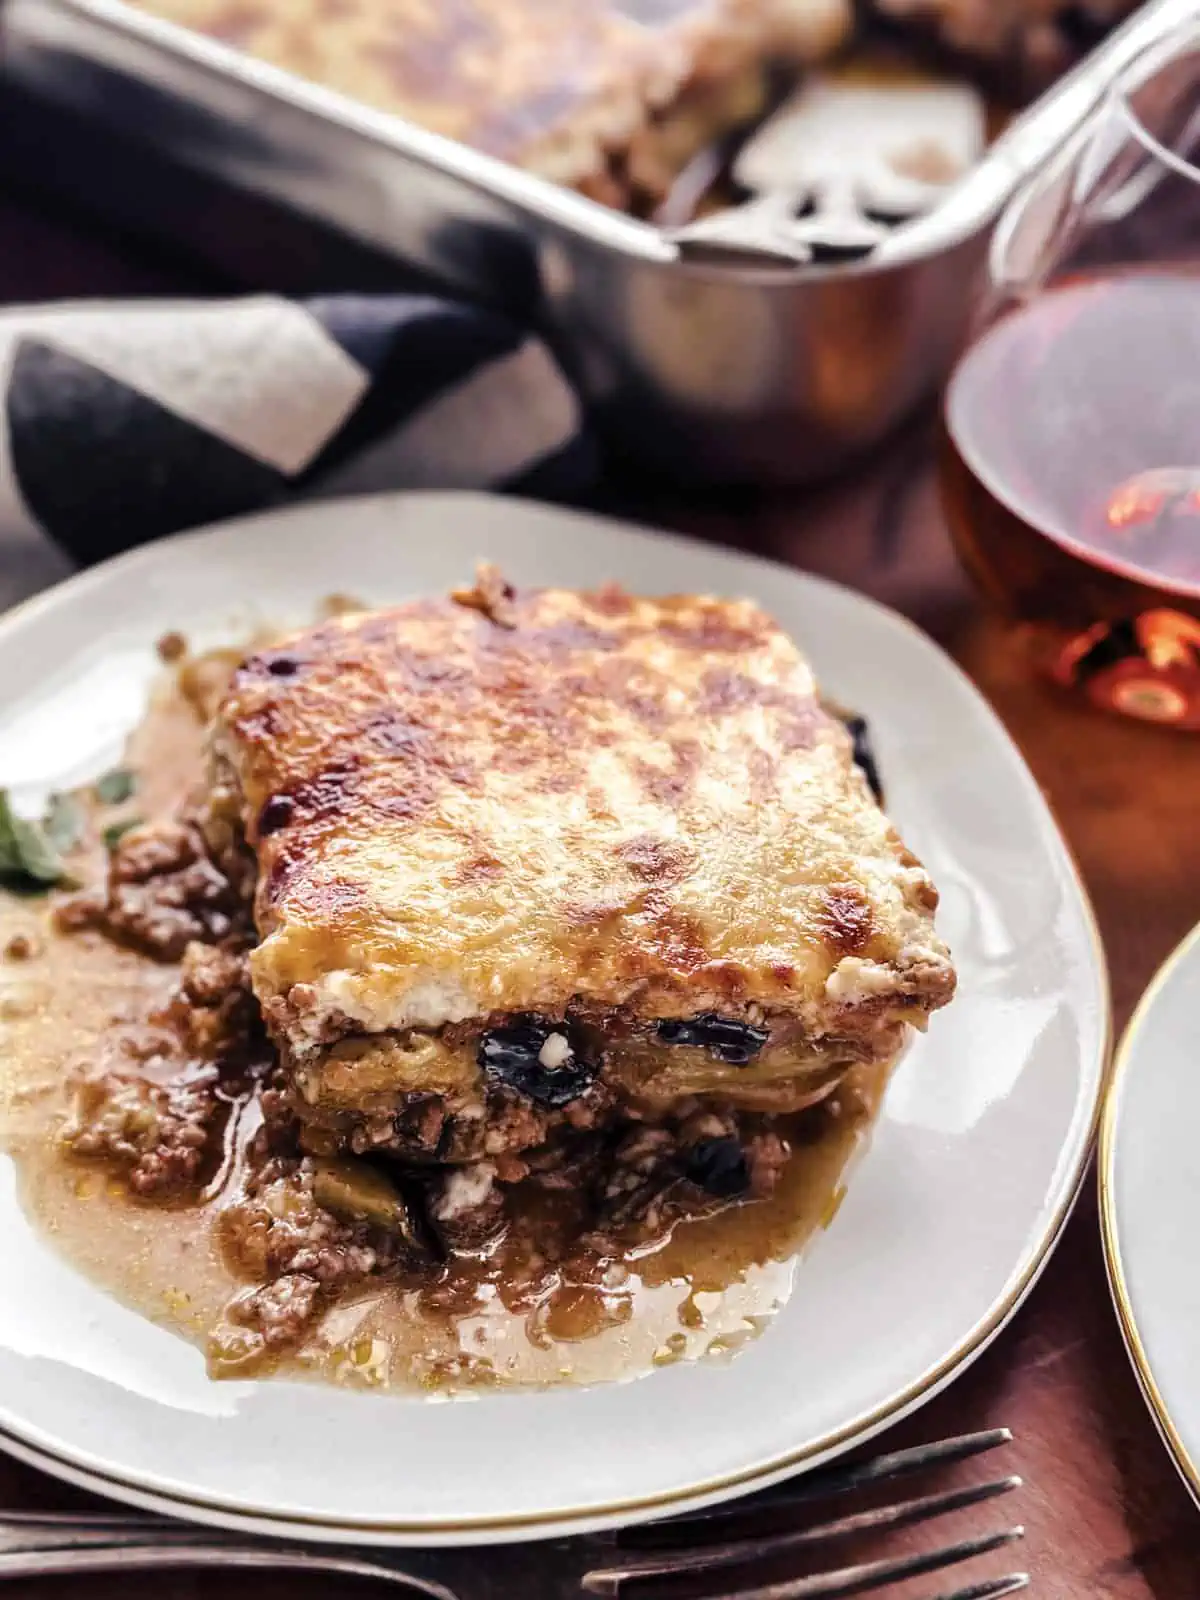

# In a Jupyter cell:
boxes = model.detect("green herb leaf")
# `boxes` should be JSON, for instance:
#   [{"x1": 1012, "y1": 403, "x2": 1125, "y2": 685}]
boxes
[
  {"x1": 44, "y1": 792, "x2": 86, "y2": 854},
  {"x1": 0, "y1": 791, "x2": 73, "y2": 887},
  {"x1": 11, "y1": 817, "x2": 68, "y2": 882},
  {"x1": 102, "y1": 816, "x2": 143, "y2": 851},
  {"x1": 0, "y1": 793, "x2": 18, "y2": 865},
  {"x1": 94, "y1": 767, "x2": 137, "y2": 806}
]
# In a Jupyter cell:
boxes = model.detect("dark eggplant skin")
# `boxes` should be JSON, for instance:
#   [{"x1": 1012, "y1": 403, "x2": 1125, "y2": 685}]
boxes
[
  {"x1": 843, "y1": 713, "x2": 883, "y2": 805},
  {"x1": 478, "y1": 1017, "x2": 597, "y2": 1108},
  {"x1": 656, "y1": 1015, "x2": 769, "y2": 1065}
]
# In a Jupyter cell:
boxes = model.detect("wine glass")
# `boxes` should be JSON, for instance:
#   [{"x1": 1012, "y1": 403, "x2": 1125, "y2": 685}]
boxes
[{"x1": 940, "y1": 17, "x2": 1200, "y2": 729}]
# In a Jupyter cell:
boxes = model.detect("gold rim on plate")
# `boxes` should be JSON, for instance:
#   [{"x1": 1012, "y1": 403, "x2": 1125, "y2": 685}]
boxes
[{"x1": 1099, "y1": 918, "x2": 1200, "y2": 1509}]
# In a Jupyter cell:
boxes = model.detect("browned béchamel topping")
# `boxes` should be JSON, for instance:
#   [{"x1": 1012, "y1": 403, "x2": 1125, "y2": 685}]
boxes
[{"x1": 214, "y1": 572, "x2": 954, "y2": 1073}]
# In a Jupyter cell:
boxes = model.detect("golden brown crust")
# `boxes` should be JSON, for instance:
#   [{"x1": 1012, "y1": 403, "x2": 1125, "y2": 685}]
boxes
[{"x1": 213, "y1": 570, "x2": 955, "y2": 1055}]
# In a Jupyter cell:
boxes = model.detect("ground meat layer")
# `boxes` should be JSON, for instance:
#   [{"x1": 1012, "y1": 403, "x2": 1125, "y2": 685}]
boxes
[
  {"x1": 56, "y1": 816, "x2": 254, "y2": 960},
  {"x1": 212, "y1": 1155, "x2": 421, "y2": 1372},
  {"x1": 64, "y1": 1069, "x2": 221, "y2": 1198}
]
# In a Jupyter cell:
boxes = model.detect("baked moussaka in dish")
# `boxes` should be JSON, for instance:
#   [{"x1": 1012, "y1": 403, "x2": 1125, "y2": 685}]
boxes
[
  {"x1": 127, "y1": 0, "x2": 852, "y2": 213},
  {"x1": 49, "y1": 569, "x2": 953, "y2": 1374}
]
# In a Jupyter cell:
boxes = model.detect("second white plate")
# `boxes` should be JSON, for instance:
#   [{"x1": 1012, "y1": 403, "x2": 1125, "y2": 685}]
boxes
[
  {"x1": 0, "y1": 492, "x2": 1109, "y2": 1543},
  {"x1": 1102, "y1": 921, "x2": 1200, "y2": 1506}
]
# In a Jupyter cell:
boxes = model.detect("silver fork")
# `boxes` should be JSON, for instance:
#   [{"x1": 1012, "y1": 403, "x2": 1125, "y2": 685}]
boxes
[{"x1": 0, "y1": 1429, "x2": 1027, "y2": 1599}]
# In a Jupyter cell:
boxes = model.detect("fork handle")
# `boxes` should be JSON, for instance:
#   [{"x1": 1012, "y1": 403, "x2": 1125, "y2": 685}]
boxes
[{"x1": 0, "y1": 1541, "x2": 460, "y2": 1597}]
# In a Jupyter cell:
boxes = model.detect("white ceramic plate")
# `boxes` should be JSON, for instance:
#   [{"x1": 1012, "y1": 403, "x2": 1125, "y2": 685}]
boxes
[
  {"x1": 0, "y1": 492, "x2": 1109, "y2": 1544},
  {"x1": 1101, "y1": 922, "x2": 1200, "y2": 1505}
]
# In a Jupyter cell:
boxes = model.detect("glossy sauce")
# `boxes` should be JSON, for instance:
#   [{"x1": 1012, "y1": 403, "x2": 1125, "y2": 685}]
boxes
[{"x1": 0, "y1": 661, "x2": 887, "y2": 1395}]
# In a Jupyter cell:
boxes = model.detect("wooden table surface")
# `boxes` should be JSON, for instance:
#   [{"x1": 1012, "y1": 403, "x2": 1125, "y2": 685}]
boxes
[{"x1": 0, "y1": 185, "x2": 1198, "y2": 1600}]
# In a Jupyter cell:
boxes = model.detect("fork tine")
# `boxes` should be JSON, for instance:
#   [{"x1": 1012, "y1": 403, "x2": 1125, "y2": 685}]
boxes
[
  {"x1": 706, "y1": 1528, "x2": 1024, "y2": 1600},
  {"x1": 931, "y1": 1578, "x2": 1030, "y2": 1600},
  {"x1": 657, "y1": 1431, "x2": 1014, "y2": 1531},
  {"x1": 589, "y1": 1476, "x2": 1020, "y2": 1584},
  {"x1": 584, "y1": 1525, "x2": 1023, "y2": 1598}
]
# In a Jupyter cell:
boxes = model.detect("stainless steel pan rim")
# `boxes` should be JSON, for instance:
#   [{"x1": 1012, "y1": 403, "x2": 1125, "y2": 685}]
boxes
[{"x1": 11, "y1": 0, "x2": 1192, "y2": 281}]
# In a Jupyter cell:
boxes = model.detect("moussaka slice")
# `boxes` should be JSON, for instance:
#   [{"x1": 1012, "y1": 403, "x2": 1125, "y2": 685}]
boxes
[{"x1": 208, "y1": 567, "x2": 954, "y2": 1191}]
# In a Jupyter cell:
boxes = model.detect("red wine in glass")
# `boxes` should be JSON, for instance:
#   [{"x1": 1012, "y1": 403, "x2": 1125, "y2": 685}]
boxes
[{"x1": 941, "y1": 267, "x2": 1200, "y2": 728}]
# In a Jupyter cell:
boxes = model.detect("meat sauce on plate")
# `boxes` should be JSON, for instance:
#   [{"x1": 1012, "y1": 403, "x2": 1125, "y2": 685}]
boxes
[{"x1": 0, "y1": 646, "x2": 886, "y2": 1393}]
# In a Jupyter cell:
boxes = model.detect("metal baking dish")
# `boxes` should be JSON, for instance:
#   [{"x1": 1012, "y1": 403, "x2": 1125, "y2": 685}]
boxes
[{"x1": 0, "y1": 0, "x2": 1189, "y2": 481}]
